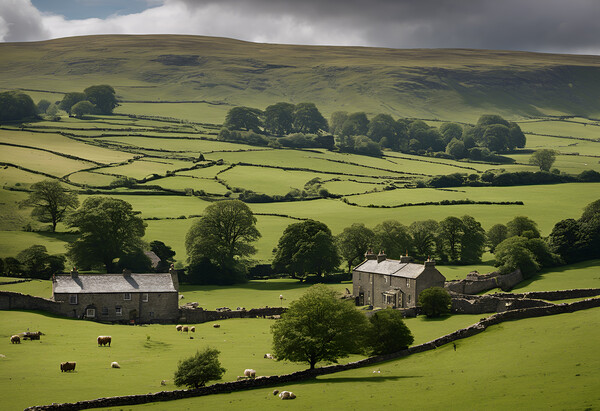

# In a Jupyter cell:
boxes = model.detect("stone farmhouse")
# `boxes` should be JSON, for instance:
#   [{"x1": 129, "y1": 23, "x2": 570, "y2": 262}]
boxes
[
  {"x1": 52, "y1": 268, "x2": 179, "y2": 323},
  {"x1": 352, "y1": 251, "x2": 446, "y2": 308}
]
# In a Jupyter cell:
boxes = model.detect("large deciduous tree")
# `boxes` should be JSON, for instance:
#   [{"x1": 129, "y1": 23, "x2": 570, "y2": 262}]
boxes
[
  {"x1": 150, "y1": 240, "x2": 176, "y2": 272},
  {"x1": 272, "y1": 219, "x2": 340, "y2": 278},
  {"x1": 17, "y1": 245, "x2": 65, "y2": 279},
  {"x1": 185, "y1": 200, "x2": 260, "y2": 273},
  {"x1": 59, "y1": 92, "x2": 87, "y2": 114},
  {"x1": 529, "y1": 149, "x2": 557, "y2": 172},
  {"x1": 507, "y1": 216, "x2": 540, "y2": 238},
  {"x1": 439, "y1": 216, "x2": 465, "y2": 262},
  {"x1": 0, "y1": 91, "x2": 37, "y2": 121},
  {"x1": 409, "y1": 220, "x2": 439, "y2": 260},
  {"x1": 486, "y1": 223, "x2": 508, "y2": 253},
  {"x1": 271, "y1": 284, "x2": 369, "y2": 369},
  {"x1": 264, "y1": 102, "x2": 294, "y2": 135},
  {"x1": 460, "y1": 215, "x2": 486, "y2": 264},
  {"x1": 373, "y1": 220, "x2": 412, "y2": 259},
  {"x1": 84, "y1": 85, "x2": 118, "y2": 114},
  {"x1": 366, "y1": 308, "x2": 414, "y2": 355},
  {"x1": 292, "y1": 102, "x2": 327, "y2": 134},
  {"x1": 224, "y1": 106, "x2": 263, "y2": 132},
  {"x1": 71, "y1": 100, "x2": 95, "y2": 118},
  {"x1": 336, "y1": 223, "x2": 374, "y2": 272},
  {"x1": 22, "y1": 180, "x2": 79, "y2": 232},
  {"x1": 417, "y1": 287, "x2": 452, "y2": 318},
  {"x1": 66, "y1": 197, "x2": 146, "y2": 273},
  {"x1": 174, "y1": 347, "x2": 226, "y2": 388}
]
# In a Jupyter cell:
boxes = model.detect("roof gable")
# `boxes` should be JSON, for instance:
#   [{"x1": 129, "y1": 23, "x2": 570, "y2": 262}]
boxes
[
  {"x1": 354, "y1": 259, "x2": 426, "y2": 279},
  {"x1": 53, "y1": 273, "x2": 176, "y2": 294}
]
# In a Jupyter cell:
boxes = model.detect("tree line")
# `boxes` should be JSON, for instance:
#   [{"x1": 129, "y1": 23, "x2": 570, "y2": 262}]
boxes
[{"x1": 220, "y1": 103, "x2": 527, "y2": 160}]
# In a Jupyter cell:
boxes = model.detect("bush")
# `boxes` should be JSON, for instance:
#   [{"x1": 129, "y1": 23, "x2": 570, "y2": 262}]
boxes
[
  {"x1": 173, "y1": 347, "x2": 226, "y2": 388},
  {"x1": 418, "y1": 287, "x2": 452, "y2": 317},
  {"x1": 367, "y1": 308, "x2": 414, "y2": 355}
]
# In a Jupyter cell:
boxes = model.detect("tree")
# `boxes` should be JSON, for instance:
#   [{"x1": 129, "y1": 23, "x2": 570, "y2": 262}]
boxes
[
  {"x1": 494, "y1": 236, "x2": 540, "y2": 277},
  {"x1": 440, "y1": 123, "x2": 463, "y2": 144},
  {"x1": 486, "y1": 223, "x2": 508, "y2": 253},
  {"x1": 439, "y1": 217, "x2": 465, "y2": 262},
  {"x1": 16, "y1": 245, "x2": 64, "y2": 279},
  {"x1": 353, "y1": 135, "x2": 382, "y2": 157},
  {"x1": 21, "y1": 180, "x2": 79, "y2": 232},
  {"x1": 46, "y1": 103, "x2": 60, "y2": 120},
  {"x1": 336, "y1": 223, "x2": 374, "y2": 272},
  {"x1": 264, "y1": 102, "x2": 294, "y2": 135},
  {"x1": 445, "y1": 138, "x2": 466, "y2": 158},
  {"x1": 185, "y1": 200, "x2": 260, "y2": 273},
  {"x1": 116, "y1": 250, "x2": 153, "y2": 273},
  {"x1": 292, "y1": 102, "x2": 327, "y2": 133},
  {"x1": 477, "y1": 114, "x2": 509, "y2": 128},
  {"x1": 4, "y1": 257, "x2": 22, "y2": 277},
  {"x1": 367, "y1": 114, "x2": 397, "y2": 146},
  {"x1": 0, "y1": 91, "x2": 37, "y2": 121},
  {"x1": 224, "y1": 106, "x2": 262, "y2": 132},
  {"x1": 507, "y1": 216, "x2": 540, "y2": 238},
  {"x1": 37, "y1": 99, "x2": 51, "y2": 114},
  {"x1": 329, "y1": 111, "x2": 348, "y2": 136},
  {"x1": 409, "y1": 220, "x2": 439, "y2": 260},
  {"x1": 481, "y1": 124, "x2": 510, "y2": 152},
  {"x1": 150, "y1": 240, "x2": 176, "y2": 272},
  {"x1": 418, "y1": 287, "x2": 452, "y2": 317},
  {"x1": 271, "y1": 284, "x2": 369, "y2": 369},
  {"x1": 366, "y1": 308, "x2": 414, "y2": 355},
  {"x1": 508, "y1": 123, "x2": 526, "y2": 149},
  {"x1": 59, "y1": 92, "x2": 87, "y2": 114},
  {"x1": 173, "y1": 347, "x2": 226, "y2": 388},
  {"x1": 340, "y1": 112, "x2": 369, "y2": 137},
  {"x1": 460, "y1": 215, "x2": 486, "y2": 264},
  {"x1": 84, "y1": 85, "x2": 118, "y2": 114},
  {"x1": 71, "y1": 100, "x2": 95, "y2": 118},
  {"x1": 373, "y1": 220, "x2": 412, "y2": 259},
  {"x1": 529, "y1": 149, "x2": 557, "y2": 172},
  {"x1": 272, "y1": 220, "x2": 340, "y2": 278},
  {"x1": 66, "y1": 197, "x2": 146, "y2": 273}
]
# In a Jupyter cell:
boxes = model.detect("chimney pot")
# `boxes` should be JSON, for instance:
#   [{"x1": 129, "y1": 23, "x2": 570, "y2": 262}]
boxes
[{"x1": 70, "y1": 268, "x2": 78, "y2": 278}]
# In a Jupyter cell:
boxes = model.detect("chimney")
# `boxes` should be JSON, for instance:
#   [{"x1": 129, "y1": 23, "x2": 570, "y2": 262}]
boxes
[
  {"x1": 169, "y1": 264, "x2": 180, "y2": 292},
  {"x1": 400, "y1": 255, "x2": 413, "y2": 263},
  {"x1": 424, "y1": 257, "x2": 436, "y2": 268},
  {"x1": 377, "y1": 250, "x2": 387, "y2": 263},
  {"x1": 122, "y1": 269, "x2": 131, "y2": 277},
  {"x1": 365, "y1": 249, "x2": 377, "y2": 260},
  {"x1": 70, "y1": 268, "x2": 78, "y2": 278}
]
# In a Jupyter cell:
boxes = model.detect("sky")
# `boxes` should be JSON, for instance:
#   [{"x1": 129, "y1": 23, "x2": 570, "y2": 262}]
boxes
[{"x1": 0, "y1": 0, "x2": 598, "y2": 55}]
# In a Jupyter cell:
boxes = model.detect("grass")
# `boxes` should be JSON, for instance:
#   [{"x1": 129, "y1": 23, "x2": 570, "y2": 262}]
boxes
[
  {"x1": 94, "y1": 158, "x2": 193, "y2": 180},
  {"x1": 512, "y1": 259, "x2": 600, "y2": 292},
  {"x1": 140, "y1": 176, "x2": 229, "y2": 194},
  {"x1": 0, "y1": 145, "x2": 95, "y2": 178}
]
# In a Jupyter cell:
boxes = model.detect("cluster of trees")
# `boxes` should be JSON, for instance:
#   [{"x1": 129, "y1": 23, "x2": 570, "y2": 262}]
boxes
[
  {"x1": 58, "y1": 85, "x2": 118, "y2": 117},
  {"x1": 0, "y1": 245, "x2": 65, "y2": 279},
  {"x1": 0, "y1": 91, "x2": 38, "y2": 121},
  {"x1": 222, "y1": 103, "x2": 526, "y2": 160}
]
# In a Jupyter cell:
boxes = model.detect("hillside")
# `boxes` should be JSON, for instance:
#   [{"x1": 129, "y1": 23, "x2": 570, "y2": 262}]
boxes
[{"x1": 1, "y1": 35, "x2": 600, "y2": 122}]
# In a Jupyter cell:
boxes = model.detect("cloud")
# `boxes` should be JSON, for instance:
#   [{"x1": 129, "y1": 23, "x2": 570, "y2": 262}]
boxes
[{"x1": 0, "y1": 0, "x2": 599, "y2": 55}]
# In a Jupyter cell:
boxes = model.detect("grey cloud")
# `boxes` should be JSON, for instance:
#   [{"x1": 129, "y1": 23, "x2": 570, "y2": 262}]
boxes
[{"x1": 0, "y1": 0, "x2": 50, "y2": 42}]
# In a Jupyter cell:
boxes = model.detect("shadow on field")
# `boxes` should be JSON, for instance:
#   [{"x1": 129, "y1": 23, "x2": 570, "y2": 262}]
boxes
[
  {"x1": 314, "y1": 375, "x2": 423, "y2": 384},
  {"x1": 420, "y1": 315, "x2": 452, "y2": 322}
]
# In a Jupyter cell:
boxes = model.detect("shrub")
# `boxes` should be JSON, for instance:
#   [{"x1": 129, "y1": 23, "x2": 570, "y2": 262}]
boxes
[
  {"x1": 418, "y1": 287, "x2": 452, "y2": 317},
  {"x1": 367, "y1": 308, "x2": 414, "y2": 355},
  {"x1": 173, "y1": 347, "x2": 226, "y2": 388}
]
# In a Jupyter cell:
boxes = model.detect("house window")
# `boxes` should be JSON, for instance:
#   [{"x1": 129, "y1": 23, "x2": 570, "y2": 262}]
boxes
[
  {"x1": 149, "y1": 312, "x2": 154, "y2": 318},
  {"x1": 101, "y1": 307, "x2": 108, "y2": 316},
  {"x1": 124, "y1": 293, "x2": 131, "y2": 301},
  {"x1": 86, "y1": 308, "x2": 95, "y2": 318},
  {"x1": 408, "y1": 294, "x2": 411, "y2": 304},
  {"x1": 406, "y1": 278, "x2": 410, "y2": 287},
  {"x1": 142, "y1": 293, "x2": 148, "y2": 302},
  {"x1": 69, "y1": 294, "x2": 78, "y2": 304},
  {"x1": 116, "y1": 307, "x2": 122, "y2": 316}
]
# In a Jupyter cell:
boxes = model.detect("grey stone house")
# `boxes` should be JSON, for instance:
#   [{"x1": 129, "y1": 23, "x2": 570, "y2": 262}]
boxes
[
  {"x1": 352, "y1": 251, "x2": 446, "y2": 308},
  {"x1": 52, "y1": 268, "x2": 179, "y2": 323}
]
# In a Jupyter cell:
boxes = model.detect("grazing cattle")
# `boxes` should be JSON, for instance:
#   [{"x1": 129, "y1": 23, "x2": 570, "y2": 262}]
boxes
[
  {"x1": 243, "y1": 369, "x2": 256, "y2": 378},
  {"x1": 190, "y1": 326, "x2": 195, "y2": 333},
  {"x1": 213, "y1": 324, "x2": 220, "y2": 328},
  {"x1": 176, "y1": 325, "x2": 183, "y2": 332},
  {"x1": 97, "y1": 336, "x2": 112, "y2": 347},
  {"x1": 182, "y1": 326, "x2": 188, "y2": 333},
  {"x1": 22, "y1": 331, "x2": 43, "y2": 340},
  {"x1": 111, "y1": 361, "x2": 120, "y2": 369},
  {"x1": 263, "y1": 353, "x2": 274, "y2": 359},
  {"x1": 60, "y1": 362, "x2": 76, "y2": 372},
  {"x1": 10, "y1": 335, "x2": 20, "y2": 344}
]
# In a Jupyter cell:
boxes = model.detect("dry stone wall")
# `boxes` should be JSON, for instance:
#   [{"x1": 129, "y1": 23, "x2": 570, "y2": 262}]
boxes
[
  {"x1": 0, "y1": 291, "x2": 64, "y2": 315},
  {"x1": 25, "y1": 297, "x2": 600, "y2": 411},
  {"x1": 445, "y1": 269, "x2": 523, "y2": 294}
]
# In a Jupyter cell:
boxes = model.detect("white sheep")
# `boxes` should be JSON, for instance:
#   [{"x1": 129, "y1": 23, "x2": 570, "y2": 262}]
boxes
[
  {"x1": 111, "y1": 361, "x2": 121, "y2": 368},
  {"x1": 190, "y1": 326, "x2": 195, "y2": 333},
  {"x1": 263, "y1": 353, "x2": 274, "y2": 359},
  {"x1": 243, "y1": 369, "x2": 256, "y2": 378},
  {"x1": 279, "y1": 391, "x2": 296, "y2": 400}
]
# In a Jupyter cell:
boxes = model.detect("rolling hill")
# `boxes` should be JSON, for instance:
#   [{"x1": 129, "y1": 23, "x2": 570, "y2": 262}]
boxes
[{"x1": 1, "y1": 35, "x2": 600, "y2": 122}]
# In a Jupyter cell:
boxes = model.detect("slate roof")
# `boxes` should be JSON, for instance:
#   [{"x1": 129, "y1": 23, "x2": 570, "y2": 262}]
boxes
[
  {"x1": 53, "y1": 273, "x2": 177, "y2": 294},
  {"x1": 353, "y1": 259, "x2": 426, "y2": 279}
]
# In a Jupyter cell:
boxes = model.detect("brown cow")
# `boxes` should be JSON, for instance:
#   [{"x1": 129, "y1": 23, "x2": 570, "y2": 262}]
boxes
[
  {"x1": 97, "y1": 336, "x2": 112, "y2": 347},
  {"x1": 60, "y1": 362, "x2": 76, "y2": 372},
  {"x1": 10, "y1": 335, "x2": 20, "y2": 344}
]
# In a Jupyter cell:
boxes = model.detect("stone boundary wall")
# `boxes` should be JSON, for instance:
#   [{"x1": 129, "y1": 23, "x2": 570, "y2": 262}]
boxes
[
  {"x1": 0, "y1": 291, "x2": 64, "y2": 315},
  {"x1": 179, "y1": 307, "x2": 286, "y2": 324},
  {"x1": 445, "y1": 269, "x2": 523, "y2": 294},
  {"x1": 25, "y1": 297, "x2": 600, "y2": 411},
  {"x1": 0, "y1": 279, "x2": 32, "y2": 285}
]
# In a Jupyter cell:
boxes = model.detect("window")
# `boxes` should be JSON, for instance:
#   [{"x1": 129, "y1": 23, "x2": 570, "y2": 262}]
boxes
[
  {"x1": 142, "y1": 293, "x2": 148, "y2": 302},
  {"x1": 406, "y1": 278, "x2": 410, "y2": 288},
  {"x1": 408, "y1": 294, "x2": 411, "y2": 304},
  {"x1": 115, "y1": 307, "x2": 122, "y2": 316},
  {"x1": 124, "y1": 293, "x2": 131, "y2": 301},
  {"x1": 86, "y1": 308, "x2": 95, "y2": 318},
  {"x1": 101, "y1": 307, "x2": 108, "y2": 316},
  {"x1": 69, "y1": 294, "x2": 78, "y2": 305},
  {"x1": 149, "y1": 312, "x2": 154, "y2": 318}
]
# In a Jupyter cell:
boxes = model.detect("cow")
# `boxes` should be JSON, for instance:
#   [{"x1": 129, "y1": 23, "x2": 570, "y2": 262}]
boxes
[
  {"x1": 10, "y1": 335, "x2": 20, "y2": 344},
  {"x1": 97, "y1": 336, "x2": 112, "y2": 347},
  {"x1": 60, "y1": 362, "x2": 76, "y2": 372}
]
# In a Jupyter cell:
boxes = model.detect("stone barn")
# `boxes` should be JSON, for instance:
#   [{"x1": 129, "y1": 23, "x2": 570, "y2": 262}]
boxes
[
  {"x1": 352, "y1": 251, "x2": 446, "y2": 308},
  {"x1": 52, "y1": 268, "x2": 179, "y2": 323}
]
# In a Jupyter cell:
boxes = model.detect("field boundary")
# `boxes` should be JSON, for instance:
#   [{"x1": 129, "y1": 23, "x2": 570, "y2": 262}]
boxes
[{"x1": 24, "y1": 297, "x2": 600, "y2": 410}]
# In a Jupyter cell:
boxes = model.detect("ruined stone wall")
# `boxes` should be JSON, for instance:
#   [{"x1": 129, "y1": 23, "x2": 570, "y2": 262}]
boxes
[
  {"x1": 179, "y1": 307, "x2": 286, "y2": 324},
  {"x1": 25, "y1": 297, "x2": 600, "y2": 410},
  {"x1": 445, "y1": 269, "x2": 523, "y2": 294}
]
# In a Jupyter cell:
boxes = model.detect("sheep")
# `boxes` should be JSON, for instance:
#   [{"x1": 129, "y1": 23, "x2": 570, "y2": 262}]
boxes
[
  {"x1": 273, "y1": 390, "x2": 279, "y2": 396},
  {"x1": 176, "y1": 324, "x2": 183, "y2": 331},
  {"x1": 182, "y1": 326, "x2": 188, "y2": 333},
  {"x1": 97, "y1": 336, "x2": 112, "y2": 347},
  {"x1": 279, "y1": 391, "x2": 296, "y2": 400},
  {"x1": 111, "y1": 361, "x2": 120, "y2": 369},
  {"x1": 160, "y1": 380, "x2": 167, "y2": 386},
  {"x1": 60, "y1": 362, "x2": 76, "y2": 372},
  {"x1": 263, "y1": 353, "x2": 274, "y2": 359},
  {"x1": 10, "y1": 335, "x2": 20, "y2": 344},
  {"x1": 213, "y1": 323, "x2": 220, "y2": 328},
  {"x1": 243, "y1": 369, "x2": 256, "y2": 378},
  {"x1": 190, "y1": 326, "x2": 195, "y2": 333}
]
